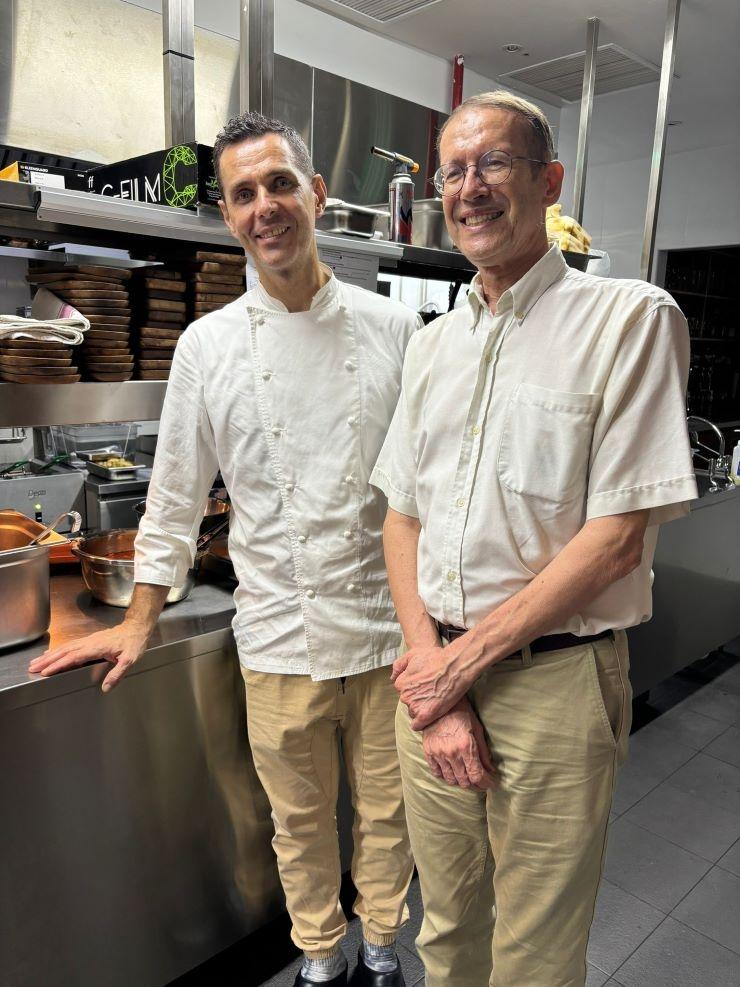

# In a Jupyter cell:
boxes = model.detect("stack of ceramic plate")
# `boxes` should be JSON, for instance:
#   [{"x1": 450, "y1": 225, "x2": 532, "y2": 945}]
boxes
[
  {"x1": 188, "y1": 250, "x2": 246, "y2": 319},
  {"x1": 132, "y1": 267, "x2": 187, "y2": 380},
  {"x1": 0, "y1": 338, "x2": 80, "y2": 383},
  {"x1": 27, "y1": 264, "x2": 134, "y2": 381}
]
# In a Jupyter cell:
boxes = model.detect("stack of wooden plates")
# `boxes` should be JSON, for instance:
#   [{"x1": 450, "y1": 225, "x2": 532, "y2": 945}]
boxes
[
  {"x1": 188, "y1": 250, "x2": 246, "y2": 319},
  {"x1": 0, "y1": 338, "x2": 80, "y2": 383},
  {"x1": 27, "y1": 264, "x2": 134, "y2": 381},
  {"x1": 132, "y1": 267, "x2": 187, "y2": 380}
]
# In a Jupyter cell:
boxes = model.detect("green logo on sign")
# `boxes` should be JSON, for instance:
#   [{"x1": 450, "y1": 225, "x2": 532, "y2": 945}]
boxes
[{"x1": 163, "y1": 145, "x2": 198, "y2": 207}]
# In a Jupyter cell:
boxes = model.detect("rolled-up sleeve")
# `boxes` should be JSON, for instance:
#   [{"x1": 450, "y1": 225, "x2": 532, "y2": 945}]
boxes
[
  {"x1": 134, "y1": 329, "x2": 220, "y2": 586},
  {"x1": 370, "y1": 361, "x2": 419, "y2": 518},
  {"x1": 587, "y1": 302, "x2": 698, "y2": 524}
]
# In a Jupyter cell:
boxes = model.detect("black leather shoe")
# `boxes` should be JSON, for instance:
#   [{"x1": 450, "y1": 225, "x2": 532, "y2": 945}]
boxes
[
  {"x1": 348, "y1": 950, "x2": 406, "y2": 987},
  {"x1": 293, "y1": 967, "x2": 348, "y2": 987}
]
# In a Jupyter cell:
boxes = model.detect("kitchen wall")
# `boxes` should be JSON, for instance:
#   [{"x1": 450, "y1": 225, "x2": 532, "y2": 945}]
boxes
[{"x1": 557, "y1": 83, "x2": 740, "y2": 280}]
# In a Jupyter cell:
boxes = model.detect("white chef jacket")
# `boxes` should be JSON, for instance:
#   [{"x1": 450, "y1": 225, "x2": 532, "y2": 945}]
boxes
[
  {"x1": 371, "y1": 245, "x2": 698, "y2": 635},
  {"x1": 135, "y1": 272, "x2": 420, "y2": 679}
]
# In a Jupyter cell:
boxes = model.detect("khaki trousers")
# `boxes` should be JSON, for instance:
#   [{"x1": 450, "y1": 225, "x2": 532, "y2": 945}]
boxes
[
  {"x1": 243, "y1": 664, "x2": 414, "y2": 957},
  {"x1": 396, "y1": 631, "x2": 632, "y2": 987}
]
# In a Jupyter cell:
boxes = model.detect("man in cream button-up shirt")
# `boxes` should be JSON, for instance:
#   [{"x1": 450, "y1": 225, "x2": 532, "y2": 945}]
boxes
[
  {"x1": 31, "y1": 112, "x2": 418, "y2": 987},
  {"x1": 372, "y1": 91, "x2": 697, "y2": 987}
]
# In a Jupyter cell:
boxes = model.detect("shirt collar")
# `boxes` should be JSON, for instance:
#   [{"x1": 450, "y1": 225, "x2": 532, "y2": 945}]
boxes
[
  {"x1": 466, "y1": 244, "x2": 568, "y2": 331},
  {"x1": 249, "y1": 264, "x2": 338, "y2": 314}
]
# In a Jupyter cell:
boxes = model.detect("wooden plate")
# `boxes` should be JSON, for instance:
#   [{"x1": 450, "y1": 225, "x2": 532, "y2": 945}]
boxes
[
  {"x1": 139, "y1": 349, "x2": 176, "y2": 360},
  {"x1": 144, "y1": 279, "x2": 185, "y2": 293},
  {"x1": 28, "y1": 279, "x2": 126, "y2": 291},
  {"x1": 0, "y1": 354, "x2": 73, "y2": 367},
  {"x1": 0, "y1": 339, "x2": 71, "y2": 350},
  {"x1": 143, "y1": 269, "x2": 183, "y2": 281},
  {"x1": 52, "y1": 290, "x2": 129, "y2": 300},
  {"x1": 84, "y1": 353, "x2": 134, "y2": 364},
  {"x1": 86, "y1": 370, "x2": 134, "y2": 382},
  {"x1": 139, "y1": 369, "x2": 170, "y2": 380},
  {"x1": 1, "y1": 347, "x2": 73, "y2": 359},
  {"x1": 146, "y1": 299, "x2": 186, "y2": 312},
  {"x1": 86, "y1": 314, "x2": 130, "y2": 325},
  {"x1": 194, "y1": 251, "x2": 246, "y2": 266},
  {"x1": 193, "y1": 272, "x2": 245, "y2": 285},
  {"x1": 140, "y1": 327, "x2": 183, "y2": 340},
  {"x1": 141, "y1": 309, "x2": 183, "y2": 323},
  {"x1": 139, "y1": 359, "x2": 173, "y2": 369},
  {"x1": 0, "y1": 371, "x2": 81, "y2": 384},
  {"x1": 137, "y1": 337, "x2": 177, "y2": 348},
  {"x1": 85, "y1": 328, "x2": 130, "y2": 337}
]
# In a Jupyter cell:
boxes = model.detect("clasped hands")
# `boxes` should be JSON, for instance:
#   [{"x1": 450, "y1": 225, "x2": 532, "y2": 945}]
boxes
[{"x1": 392, "y1": 641, "x2": 497, "y2": 791}]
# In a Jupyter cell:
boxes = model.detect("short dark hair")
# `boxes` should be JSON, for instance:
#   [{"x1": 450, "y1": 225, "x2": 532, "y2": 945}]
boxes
[{"x1": 213, "y1": 111, "x2": 314, "y2": 195}]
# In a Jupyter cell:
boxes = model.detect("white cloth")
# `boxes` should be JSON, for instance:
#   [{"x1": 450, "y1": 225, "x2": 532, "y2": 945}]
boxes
[
  {"x1": 0, "y1": 314, "x2": 87, "y2": 346},
  {"x1": 371, "y1": 245, "x2": 698, "y2": 635},
  {"x1": 135, "y1": 272, "x2": 420, "y2": 679}
]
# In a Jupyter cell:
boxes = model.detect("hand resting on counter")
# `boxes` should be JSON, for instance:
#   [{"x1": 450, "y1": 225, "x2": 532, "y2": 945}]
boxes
[{"x1": 27, "y1": 583, "x2": 170, "y2": 692}]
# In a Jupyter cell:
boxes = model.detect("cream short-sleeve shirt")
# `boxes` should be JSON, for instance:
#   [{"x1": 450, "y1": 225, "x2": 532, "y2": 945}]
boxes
[{"x1": 371, "y1": 245, "x2": 698, "y2": 634}]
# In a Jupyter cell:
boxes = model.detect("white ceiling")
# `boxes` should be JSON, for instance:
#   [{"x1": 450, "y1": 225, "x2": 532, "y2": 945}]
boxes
[{"x1": 303, "y1": 0, "x2": 740, "y2": 154}]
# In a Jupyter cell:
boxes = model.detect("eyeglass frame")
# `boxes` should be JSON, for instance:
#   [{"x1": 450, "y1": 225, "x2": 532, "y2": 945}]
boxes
[{"x1": 432, "y1": 148, "x2": 553, "y2": 197}]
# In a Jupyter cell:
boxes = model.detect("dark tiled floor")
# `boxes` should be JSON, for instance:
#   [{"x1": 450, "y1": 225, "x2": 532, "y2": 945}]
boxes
[{"x1": 172, "y1": 645, "x2": 740, "y2": 987}]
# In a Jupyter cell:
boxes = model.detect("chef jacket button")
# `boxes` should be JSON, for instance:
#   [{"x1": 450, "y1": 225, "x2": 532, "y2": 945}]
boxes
[
  {"x1": 262, "y1": 370, "x2": 272, "y2": 381},
  {"x1": 285, "y1": 481, "x2": 295, "y2": 492},
  {"x1": 297, "y1": 534, "x2": 307, "y2": 543},
  {"x1": 343, "y1": 529, "x2": 353, "y2": 538},
  {"x1": 344, "y1": 360, "x2": 356, "y2": 372},
  {"x1": 255, "y1": 315, "x2": 265, "y2": 326},
  {"x1": 344, "y1": 474, "x2": 356, "y2": 484},
  {"x1": 347, "y1": 583, "x2": 356, "y2": 592},
  {"x1": 347, "y1": 416, "x2": 357, "y2": 426},
  {"x1": 272, "y1": 427, "x2": 282, "y2": 436},
  {"x1": 305, "y1": 588, "x2": 316, "y2": 599}
]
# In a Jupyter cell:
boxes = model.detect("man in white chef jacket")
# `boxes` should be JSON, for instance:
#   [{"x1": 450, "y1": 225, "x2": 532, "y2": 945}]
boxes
[
  {"x1": 371, "y1": 91, "x2": 698, "y2": 987},
  {"x1": 29, "y1": 112, "x2": 418, "y2": 987}
]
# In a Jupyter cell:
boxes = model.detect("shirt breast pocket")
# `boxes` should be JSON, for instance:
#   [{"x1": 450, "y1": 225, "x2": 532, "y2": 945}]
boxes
[{"x1": 497, "y1": 383, "x2": 599, "y2": 503}]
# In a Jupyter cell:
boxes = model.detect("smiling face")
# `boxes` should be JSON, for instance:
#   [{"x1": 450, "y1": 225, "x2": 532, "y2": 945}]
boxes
[
  {"x1": 438, "y1": 106, "x2": 563, "y2": 273},
  {"x1": 217, "y1": 134, "x2": 327, "y2": 280}
]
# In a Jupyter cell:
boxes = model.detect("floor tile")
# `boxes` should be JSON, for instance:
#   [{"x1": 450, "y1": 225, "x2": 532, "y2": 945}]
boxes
[
  {"x1": 611, "y1": 761, "x2": 669, "y2": 816},
  {"x1": 712, "y1": 663, "x2": 740, "y2": 696},
  {"x1": 611, "y1": 732, "x2": 696, "y2": 815},
  {"x1": 704, "y1": 726, "x2": 740, "y2": 769},
  {"x1": 718, "y1": 838, "x2": 740, "y2": 877},
  {"x1": 669, "y1": 752, "x2": 740, "y2": 815},
  {"x1": 604, "y1": 818, "x2": 711, "y2": 911},
  {"x1": 685, "y1": 684, "x2": 740, "y2": 725},
  {"x1": 615, "y1": 917, "x2": 740, "y2": 987},
  {"x1": 672, "y1": 866, "x2": 740, "y2": 954},
  {"x1": 633, "y1": 705, "x2": 728, "y2": 751},
  {"x1": 586, "y1": 964, "x2": 609, "y2": 986},
  {"x1": 623, "y1": 780, "x2": 740, "y2": 861},
  {"x1": 586, "y1": 879, "x2": 664, "y2": 975}
]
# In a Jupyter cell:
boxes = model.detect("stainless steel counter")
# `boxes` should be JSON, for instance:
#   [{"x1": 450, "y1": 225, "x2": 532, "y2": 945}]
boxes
[{"x1": 1, "y1": 569, "x2": 285, "y2": 987}]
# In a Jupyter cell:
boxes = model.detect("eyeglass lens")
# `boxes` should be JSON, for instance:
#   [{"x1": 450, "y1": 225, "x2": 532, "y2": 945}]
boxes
[{"x1": 435, "y1": 150, "x2": 513, "y2": 195}]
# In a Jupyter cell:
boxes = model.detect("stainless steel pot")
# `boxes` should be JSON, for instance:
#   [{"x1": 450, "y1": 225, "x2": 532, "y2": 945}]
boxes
[
  {"x1": 411, "y1": 198, "x2": 454, "y2": 251},
  {"x1": 0, "y1": 509, "x2": 79, "y2": 649},
  {"x1": 72, "y1": 530, "x2": 195, "y2": 608}
]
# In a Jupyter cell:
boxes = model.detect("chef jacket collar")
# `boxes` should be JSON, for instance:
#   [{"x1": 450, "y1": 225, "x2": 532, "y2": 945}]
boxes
[
  {"x1": 250, "y1": 264, "x2": 338, "y2": 314},
  {"x1": 466, "y1": 243, "x2": 568, "y2": 332}
]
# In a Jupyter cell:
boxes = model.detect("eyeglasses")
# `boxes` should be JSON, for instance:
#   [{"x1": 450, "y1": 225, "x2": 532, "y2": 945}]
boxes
[{"x1": 432, "y1": 149, "x2": 550, "y2": 197}]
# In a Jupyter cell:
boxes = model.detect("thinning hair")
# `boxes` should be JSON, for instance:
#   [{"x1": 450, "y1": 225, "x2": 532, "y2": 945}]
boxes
[
  {"x1": 438, "y1": 90, "x2": 555, "y2": 163},
  {"x1": 213, "y1": 111, "x2": 314, "y2": 194}
]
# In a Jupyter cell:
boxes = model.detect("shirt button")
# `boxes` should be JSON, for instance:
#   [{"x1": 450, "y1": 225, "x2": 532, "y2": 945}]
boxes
[
  {"x1": 456, "y1": 497, "x2": 466, "y2": 508},
  {"x1": 471, "y1": 425, "x2": 481, "y2": 436},
  {"x1": 347, "y1": 416, "x2": 358, "y2": 426},
  {"x1": 262, "y1": 370, "x2": 272, "y2": 381},
  {"x1": 297, "y1": 534, "x2": 307, "y2": 543},
  {"x1": 515, "y1": 311, "x2": 525, "y2": 320},
  {"x1": 446, "y1": 570, "x2": 457, "y2": 582},
  {"x1": 305, "y1": 588, "x2": 316, "y2": 599},
  {"x1": 344, "y1": 361, "x2": 356, "y2": 372},
  {"x1": 285, "y1": 481, "x2": 295, "y2": 492},
  {"x1": 343, "y1": 529, "x2": 353, "y2": 538}
]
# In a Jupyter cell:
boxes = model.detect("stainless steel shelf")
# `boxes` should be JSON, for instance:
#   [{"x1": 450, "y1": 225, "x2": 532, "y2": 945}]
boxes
[{"x1": 0, "y1": 382, "x2": 168, "y2": 427}]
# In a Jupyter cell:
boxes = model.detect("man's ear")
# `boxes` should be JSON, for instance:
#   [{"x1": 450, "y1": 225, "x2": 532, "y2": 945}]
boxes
[
  {"x1": 543, "y1": 161, "x2": 565, "y2": 207},
  {"x1": 312, "y1": 174, "x2": 328, "y2": 218},
  {"x1": 218, "y1": 198, "x2": 237, "y2": 239}
]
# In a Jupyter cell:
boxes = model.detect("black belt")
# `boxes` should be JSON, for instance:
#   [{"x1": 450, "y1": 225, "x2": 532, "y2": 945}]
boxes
[{"x1": 436, "y1": 621, "x2": 611, "y2": 658}]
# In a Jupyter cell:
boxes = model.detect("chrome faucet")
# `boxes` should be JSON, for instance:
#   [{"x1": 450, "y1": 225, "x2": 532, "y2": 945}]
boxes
[{"x1": 687, "y1": 415, "x2": 733, "y2": 492}]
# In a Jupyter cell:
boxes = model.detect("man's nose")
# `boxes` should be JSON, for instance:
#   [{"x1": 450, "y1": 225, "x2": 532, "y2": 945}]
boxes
[
  {"x1": 460, "y1": 165, "x2": 489, "y2": 200},
  {"x1": 255, "y1": 187, "x2": 277, "y2": 216}
]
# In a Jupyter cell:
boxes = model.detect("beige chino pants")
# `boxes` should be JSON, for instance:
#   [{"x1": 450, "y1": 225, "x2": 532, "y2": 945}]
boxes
[
  {"x1": 243, "y1": 665, "x2": 414, "y2": 958},
  {"x1": 396, "y1": 631, "x2": 632, "y2": 987}
]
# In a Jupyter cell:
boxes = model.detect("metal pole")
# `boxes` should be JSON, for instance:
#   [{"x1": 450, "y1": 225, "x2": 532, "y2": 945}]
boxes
[
  {"x1": 572, "y1": 17, "x2": 599, "y2": 225},
  {"x1": 163, "y1": 0, "x2": 195, "y2": 145},
  {"x1": 239, "y1": 0, "x2": 274, "y2": 115},
  {"x1": 640, "y1": 0, "x2": 681, "y2": 282}
]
